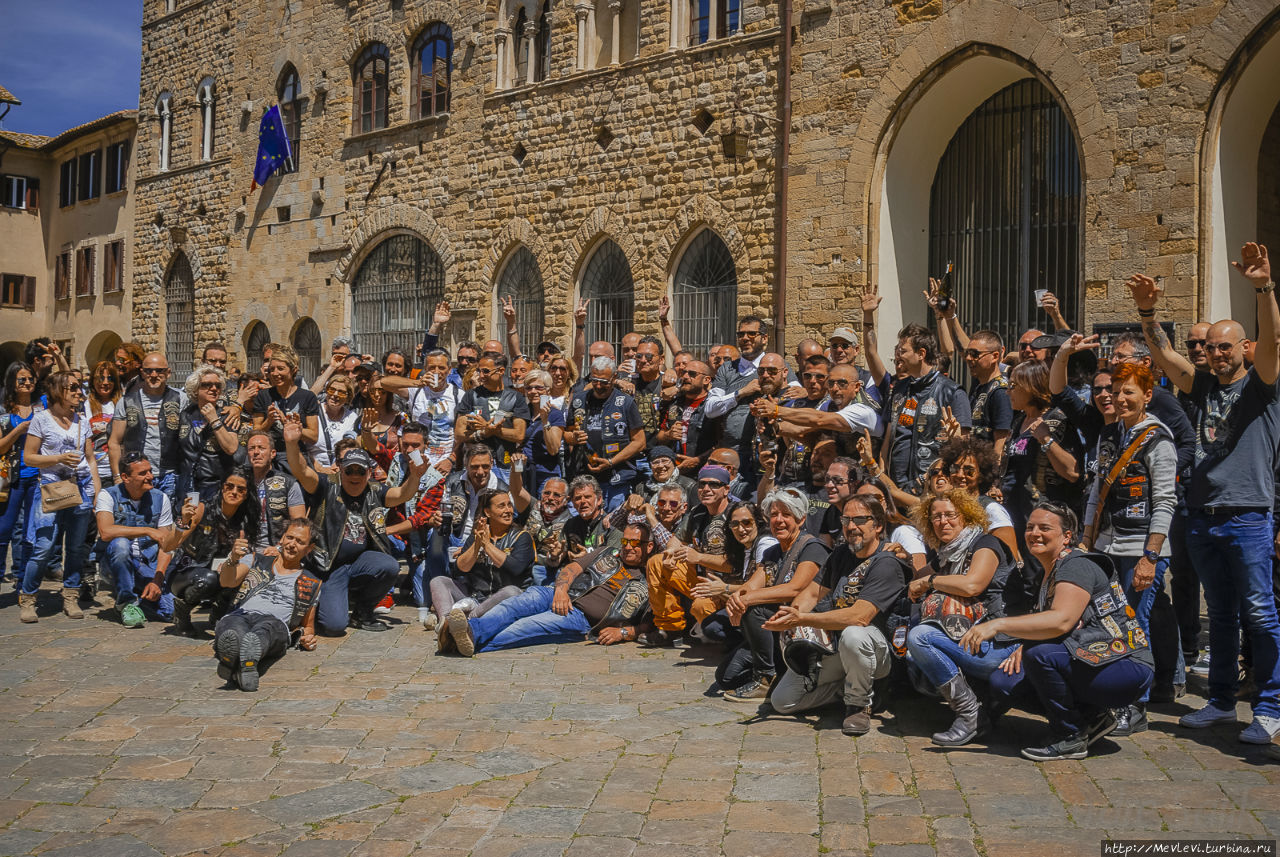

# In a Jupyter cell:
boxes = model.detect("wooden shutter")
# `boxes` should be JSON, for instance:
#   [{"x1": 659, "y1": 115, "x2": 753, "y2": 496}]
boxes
[
  {"x1": 22, "y1": 276, "x2": 35, "y2": 309},
  {"x1": 26, "y1": 181, "x2": 38, "y2": 213}
]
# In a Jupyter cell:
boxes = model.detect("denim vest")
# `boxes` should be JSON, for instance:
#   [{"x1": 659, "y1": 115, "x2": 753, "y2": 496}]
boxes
[{"x1": 104, "y1": 483, "x2": 166, "y2": 561}]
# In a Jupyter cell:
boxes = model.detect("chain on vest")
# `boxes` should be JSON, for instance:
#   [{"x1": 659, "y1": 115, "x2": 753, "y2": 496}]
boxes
[{"x1": 121, "y1": 388, "x2": 183, "y2": 471}]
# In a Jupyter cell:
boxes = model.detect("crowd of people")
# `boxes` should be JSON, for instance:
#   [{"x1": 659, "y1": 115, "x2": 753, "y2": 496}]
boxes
[{"x1": 2, "y1": 241, "x2": 1278, "y2": 762}]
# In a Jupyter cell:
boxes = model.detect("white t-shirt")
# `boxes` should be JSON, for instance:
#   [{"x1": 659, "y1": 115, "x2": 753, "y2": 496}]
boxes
[
  {"x1": 891, "y1": 524, "x2": 928, "y2": 560},
  {"x1": 984, "y1": 500, "x2": 1014, "y2": 532},
  {"x1": 94, "y1": 488, "x2": 175, "y2": 528},
  {"x1": 409, "y1": 384, "x2": 462, "y2": 462},
  {"x1": 84, "y1": 400, "x2": 116, "y2": 480},
  {"x1": 311, "y1": 407, "x2": 360, "y2": 468},
  {"x1": 28, "y1": 409, "x2": 93, "y2": 486},
  {"x1": 834, "y1": 401, "x2": 882, "y2": 435}
]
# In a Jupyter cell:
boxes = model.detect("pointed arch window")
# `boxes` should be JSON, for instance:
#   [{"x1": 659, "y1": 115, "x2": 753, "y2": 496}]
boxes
[
  {"x1": 292, "y1": 317, "x2": 323, "y2": 383},
  {"x1": 245, "y1": 322, "x2": 272, "y2": 368},
  {"x1": 497, "y1": 247, "x2": 545, "y2": 351},
  {"x1": 277, "y1": 65, "x2": 301, "y2": 172},
  {"x1": 351, "y1": 234, "x2": 445, "y2": 359},
  {"x1": 673, "y1": 229, "x2": 737, "y2": 360},
  {"x1": 353, "y1": 43, "x2": 389, "y2": 133},
  {"x1": 413, "y1": 24, "x2": 452, "y2": 119},
  {"x1": 579, "y1": 239, "x2": 634, "y2": 359},
  {"x1": 514, "y1": 9, "x2": 531, "y2": 85},
  {"x1": 164, "y1": 252, "x2": 195, "y2": 378}
]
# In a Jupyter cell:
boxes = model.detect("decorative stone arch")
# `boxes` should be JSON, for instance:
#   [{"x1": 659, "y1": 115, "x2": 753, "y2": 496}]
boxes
[
  {"x1": 1193, "y1": 5, "x2": 1280, "y2": 324},
  {"x1": 269, "y1": 55, "x2": 312, "y2": 96},
  {"x1": 345, "y1": 27, "x2": 401, "y2": 71},
  {"x1": 401, "y1": 3, "x2": 468, "y2": 48},
  {"x1": 653, "y1": 193, "x2": 750, "y2": 290},
  {"x1": 562, "y1": 205, "x2": 644, "y2": 296},
  {"x1": 481, "y1": 217, "x2": 551, "y2": 286},
  {"x1": 855, "y1": 6, "x2": 1106, "y2": 339},
  {"x1": 335, "y1": 202, "x2": 456, "y2": 286}
]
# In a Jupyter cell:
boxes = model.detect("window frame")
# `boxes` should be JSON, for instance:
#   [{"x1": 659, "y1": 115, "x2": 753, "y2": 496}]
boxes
[
  {"x1": 0, "y1": 273, "x2": 35, "y2": 309},
  {"x1": 353, "y1": 43, "x2": 390, "y2": 134},
  {"x1": 105, "y1": 140, "x2": 130, "y2": 194},
  {"x1": 412, "y1": 24, "x2": 452, "y2": 120},
  {"x1": 103, "y1": 240, "x2": 125, "y2": 294},
  {"x1": 1, "y1": 174, "x2": 27, "y2": 209},
  {"x1": 55, "y1": 251, "x2": 71, "y2": 300},
  {"x1": 78, "y1": 149, "x2": 102, "y2": 202},
  {"x1": 75, "y1": 245, "x2": 95, "y2": 297},
  {"x1": 59, "y1": 158, "x2": 76, "y2": 208},
  {"x1": 277, "y1": 65, "x2": 302, "y2": 173}
]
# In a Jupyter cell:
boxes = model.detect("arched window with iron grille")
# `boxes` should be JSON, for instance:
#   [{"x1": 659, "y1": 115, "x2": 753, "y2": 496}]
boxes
[
  {"x1": 277, "y1": 64, "x2": 302, "y2": 173},
  {"x1": 928, "y1": 78, "x2": 1081, "y2": 362},
  {"x1": 293, "y1": 317, "x2": 322, "y2": 383},
  {"x1": 579, "y1": 239, "x2": 634, "y2": 361},
  {"x1": 164, "y1": 252, "x2": 194, "y2": 378},
  {"x1": 351, "y1": 234, "x2": 444, "y2": 360},
  {"x1": 412, "y1": 24, "x2": 452, "y2": 119},
  {"x1": 353, "y1": 43, "x2": 389, "y2": 133},
  {"x1": 245, "y1": 322, "x2": 272, "y2": 368},
  {"x1": 673, "y1": 228, "x2": 737, "y2": 361},
  {"x1": 497, "y1": 246, "x2": 544, "y2": 353}
]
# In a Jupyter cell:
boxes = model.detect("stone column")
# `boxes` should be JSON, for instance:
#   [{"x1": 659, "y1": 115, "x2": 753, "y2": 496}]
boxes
[
  {"x1": 609, "y1": 0, "x2": 622, "y2": 65},
  {"x1": 157, "y1": 99, "x2": 171, "y2": 172},
  {"x1": 199, "y1": 85, "x2": 214, "y2": 161},
  {"x1": 523, "y1": 20, "x2": 538, "y2": 85},
  {"x1": 574, "y1": 2, "x2": 592, "y2": 69},
  {"x1": 495, "y1": 27, "x2": 510, "y2": 88},
  {"x1": 669, "y1": 0, "x2": 680, "y2": 48}
]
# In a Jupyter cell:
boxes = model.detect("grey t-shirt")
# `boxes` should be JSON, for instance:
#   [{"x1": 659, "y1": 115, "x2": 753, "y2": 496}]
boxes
[
  {"x1": 235, "y1": 569, "x2": 301, "y2": 629},
  {"x1": 1186, "y1": 368, "x2": 1280, "y2": 509},
  {"x1": 141, "y1": 390, "x2": 163, "y2": 472}
]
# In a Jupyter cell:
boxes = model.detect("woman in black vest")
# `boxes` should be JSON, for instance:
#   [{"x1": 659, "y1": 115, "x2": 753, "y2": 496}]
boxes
[
  {"x1": 961, "y1": 502, "x2": 1154, "y2": 761},
  {"x1": 180, "y1": 365, "x2": 242, "y2": 496},
  {"x1": 905, "y1": 489, "x2": 1017, "y2": 746}
]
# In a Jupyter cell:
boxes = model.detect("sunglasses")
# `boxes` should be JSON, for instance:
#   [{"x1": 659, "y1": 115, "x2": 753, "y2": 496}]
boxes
[
  {"x1": 964, "y1": 348, "x2": 996, "y2": 359},
  {"x1": 1206, "y1": 341, "x2": 1240, "y2": 354},
  {"x1": 698, "y1": 480, "x2": 727, "y2": 489},
  {"x1": 141, "y1": 368, "x2": 168, "y2": 376},
  {"x1": 729, "y1": 518, "x2": 756, "y2": 529},
  {"x1": 801, "y1": 372, "x2": 828, "y2": 381},
  {"x1": 826, "y1": 378, "x2": 852, "y2": 388},
  {"x1": 1185, "y1": 339, "x2": 1206, "y2": 349},
  {"x1": 343, "y1": 465, "x2": 369, "y2": 476},
  {"x1": 1018, "y1": 342, "x2": 1037, "y2": 350},
  {"x1": 199, "y1": 381, "x2": 223, "y2": 391},
  {"x1": 588, "y1": 377, "x2": 613, "y2": 385},
  {"x1": 1091, "y1": 385, "x2": 1112, "y2": 395},
  {"x1": 841, "y1": 515, "x2": 873, "y2": 526},
  {"x1": 620, "y1": 537, "x2": 645, "y2": 548},
  {"x1": 825, "y1": 476, "x2": 850, "y2": 486},
  {"x1": 223, "y1": 482, "x2": 249, "y2": 494},
  {"x1": 736, "y1": 330, "x2": 762, "y2": 338},
  {"x1": 948, "y1": 464, "x2": 979, "y2": 476}
]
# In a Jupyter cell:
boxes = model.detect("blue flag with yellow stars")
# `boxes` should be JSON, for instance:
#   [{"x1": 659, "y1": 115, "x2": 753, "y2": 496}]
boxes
[{"x1": 251, "y1": 105, "x2": 292, "y2": 191}]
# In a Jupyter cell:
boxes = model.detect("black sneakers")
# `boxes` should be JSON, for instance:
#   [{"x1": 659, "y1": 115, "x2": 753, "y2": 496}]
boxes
[
  {"x1": 1111, "y1": 704, "x2": 1148, "y2": 737},
  {"x1": 1021, "y1": 732, "x2": 1088, "y2": 761}
]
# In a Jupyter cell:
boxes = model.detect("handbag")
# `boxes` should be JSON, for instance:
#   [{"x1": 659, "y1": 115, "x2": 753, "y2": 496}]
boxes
[
  {"x1": 918, "y1": 590, "x2": 987, "y2": 641},
  {"x1": 40, "y1": 479, "x2": 82, "y2": 513},
  {"x1": 781, "y1": 625, "x2": 837, "y2": 692}
]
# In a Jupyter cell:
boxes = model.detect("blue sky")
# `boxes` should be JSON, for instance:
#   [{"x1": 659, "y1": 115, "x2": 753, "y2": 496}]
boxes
[{"x1": 0, "y1": 0, "x2": 142, "y2": 137}]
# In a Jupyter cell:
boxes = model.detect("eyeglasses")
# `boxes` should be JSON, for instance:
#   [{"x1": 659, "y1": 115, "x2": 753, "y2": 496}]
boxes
[
  {"x1": 636, "y1": 352, "x2": 657, "y2": 362},
  {"x1": 141, "y1": 368, "x2": 168, "y2": 376},
  {"x1": 620, "y1": 537, "x2": 645, "y2": 548},
  {"x1": 588, "y1": 377, "x2": 613, "y2": 386},
  {"x1": 841, "y1": 515, "x2": 873, "y2": 526},
  {"x1": 680, "y1": 369, "x2": 707, "y2": 378},
  {"x1": 549, "y1": 365, "x2": 569, "y2": 373},
  {"x1": 948, "y1": 464, "x2": 979, "y2": 476},
  {"x1": 1206, "y1": 341, "x2": 1241, "y2": 354},
  {"x1": 343, "y1": 465, "x2": 369, "y2": 476},
  {"x1": 758, "y1": 366, "x2": 783, "y2": 375},
  {"x1": 964, "y1": 348, "x2": 996, "y2": 359},
  {"x1": 1091, "y1": 385, "x2": 1112, "y2": 395},
  {"x1": 541, "y1": 490, "x2": 565, "y2": 498},
  {"x1": 826, "y1": 378, "x2": 852, "y2": 388},
  {"x1": 63, "y1": 385, "x2": 85, "y2": 395},
  {"x1": 736, "y1": 329, "x2": 762, "y2": 338},
  {"x1": 830, "y1": 341, "x2": 853, "y2": 350},
  {"x1": 223, "y1": 482, "x2": 249, "y2": 495},
  {"x1": 1185, "y1": 339, "x2": 1207, "y2": 349},
  {"x1": 729, "y1": 518, "x2": 755, "y2": 529},
  {"x1": 457, "y1": 355, "x2": 478, "y2": 365},
  {"x1": 1018, "y1": 341, "x2": 1037, "y2": 351},
  {"x1": 801, "y1": 372, "x2": 828, "y2": 381},
  {"x1": 199, "y1": 381, "x2": 223, "y2": 391},
  {"x1": 656, "y1": 499, "x2": 683, "y2": 508},
  {"x1": 930, "y1": 511, "x2": 961, "y2": 523},
  {"x1": 326, "y1": 388, "x2": 350, "y2": 399},
  {"x1": 14, "y1": 376, "x2": 34, "y2": 385}
]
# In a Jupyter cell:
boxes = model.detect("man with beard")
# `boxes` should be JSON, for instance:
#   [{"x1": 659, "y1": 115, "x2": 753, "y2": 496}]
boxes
[
  {"x1": 766, "y1": 494, "x2": 910, "y2": 734},
  {"x1": 449, "y1": 522, "x2": 658, "y2": 653},
  {"x1": 562, "y1": 475, "x2": 620, "y2": 559},
  {"x1": 757, "y1": 363, "x2": 879, "y2": 460},
  {"x1": 108, "y1": 352, "x2": 185, "y2": 501},
  {"x1": 455, "y1": 355, "x2": 529, "y2": 483},
  {"x1": 657, "y1": 360, "x2": 714, "y2": 475},
  {"x1": 517, "y1": 472, "x2": 572, "y2": 586}
]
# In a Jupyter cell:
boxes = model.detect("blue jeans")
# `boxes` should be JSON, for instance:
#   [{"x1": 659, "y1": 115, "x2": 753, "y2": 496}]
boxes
[
  {"x1": 468, "y1": 585, "x2": 591, "y2": 652},
  {"x1": 316, "y1": 550, "x2": 399, "y2": 635},
  {"x1": 907, "y1": 622, "x2": 1021, "y2": 687},
  {"x1": 0, "y1": 474, "x2": 37, "y2": 577},
  {"x1": 100, "y1": 536, "x2": 172, "y2": 616},
  {"x1": 1114, "y1": 554, "x2": 1169, "y2": 702},
  {"x1": 410, "y1": 529, "x2": 460, "y2": 608},
  {"x1": 22, "y1": 497, "x2": 92, "y2": 596},
  {"x1": 1023, "y1": 642, "x2": 1153, "y2": 737},
  {"x1": 1186, "y1": 510, "x2": 1280, "y2": 718},
  {"x1": 601, "y1": 479, "x2": 631, "y2": 513}
]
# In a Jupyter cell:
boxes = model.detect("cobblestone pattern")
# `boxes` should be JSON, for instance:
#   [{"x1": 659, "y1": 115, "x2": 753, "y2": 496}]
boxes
[{"x1": 1, "y1": 588, "x2": 1277, "y2": 857}]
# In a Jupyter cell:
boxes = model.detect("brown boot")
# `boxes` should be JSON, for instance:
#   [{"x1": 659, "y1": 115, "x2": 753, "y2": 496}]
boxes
[
  {"x1": 62, "y1": 590, "x2": 83, "y2": 619},
  {"x1": 18, "y1": 592, "x2": 38, "y2": 624}
]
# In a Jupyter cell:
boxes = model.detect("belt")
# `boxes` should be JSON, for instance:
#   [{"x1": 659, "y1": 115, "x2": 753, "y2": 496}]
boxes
[{"x1": 1191, "y1": 506, "x2": 1270, "y2": 517}]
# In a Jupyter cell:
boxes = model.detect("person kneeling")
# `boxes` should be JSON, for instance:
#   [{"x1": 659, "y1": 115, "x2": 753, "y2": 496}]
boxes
[
  {"x1": 448, "y1": 523, "x2": 655, "y2": 655},
  {"x1": 765, "y1": 494, "x2": 909, "y2": 735},
  {"x1": 214, "y1": 519, "x2": 322, "y2": 692},
  {"x1": 960, "y1": 502, "x2": 1154, "y2": 761}
]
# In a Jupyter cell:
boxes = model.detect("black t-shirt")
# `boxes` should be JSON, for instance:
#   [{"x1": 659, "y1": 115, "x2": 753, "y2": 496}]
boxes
[
  {"x1": 1051, "y1": 555, "x2": 1155, "y2": 670},
  {"x1": 678, "y1": 505, "x2": 729, "y2": 561},
  {"x1": 760, "y1": 538, "x2": 830, "y2": 591},
  {"x1": 968, "y1": 377, "x2": 1013, "y2": 444},
  {"x1": 1001, "y1": 408, "x2": 1085, "y2": 530},
  {"x1": 1185, "y1": 368, "x2": 1280, "y2": 508},
  {"x1": 252, "y1": 386, "x2": 321, "y2": 456},
  {"x1": 460, "y1": 528, "x2": 535, "y2": 597},
  {"x1": 563, "y1": 512, "x2": 620, "y2": 555},
  {"x1": 816, "y1": 547, "x2": 910, "y2": 639},
  {"x1": 457, "y1": 386, "x2": 531, "y2": 470}
]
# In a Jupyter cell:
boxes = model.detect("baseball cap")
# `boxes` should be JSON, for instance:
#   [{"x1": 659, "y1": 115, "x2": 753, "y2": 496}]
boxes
[
  {"x1": 829, "y1": 327, "x2": 859, "y2": 345},
  {"x1": 340, "y1": 449, "x2": 375, "y2": 471}
]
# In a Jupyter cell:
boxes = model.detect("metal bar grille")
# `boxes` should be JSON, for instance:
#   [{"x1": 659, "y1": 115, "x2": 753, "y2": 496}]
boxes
[
  {"x1": 352, "y1": 234, "x2": 443, "y2": 362},
  {"x1": 928, "y1": 79, "x2": 1081, "y2": 384},
  {"x1": 580, "y1": 239, "x2": 635, "y2": 363},
  {"x1": 246, "y1": 322, "x2": 272, "y2": 368},
  {"x1": 292, "y1": 317, "x2": 322, "y2": 383},
  {"x1": 673, "y1": 229, "x2": 738, "y2": 363},
  {"x1": 498, "y1": 246, "x2": 545, "y2": 352},
  {"x1": 164, "y1": 252, "x2": 195, "y2": 379}
]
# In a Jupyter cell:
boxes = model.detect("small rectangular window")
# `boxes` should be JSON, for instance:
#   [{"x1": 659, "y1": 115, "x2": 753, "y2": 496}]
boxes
[
  {"x1": 59, "y1": 159, "x2": 76, "y2": 207},
  {"x1": 76, "y1": 246, "x2": 95, "y2": 297},
  {"x1": 104, "y1": 240, "x2": 125, "y2": 293},
  {"x1": 1, "y1": 175, "x2": 27, "y2": 209},
  {"x1": 78, "y1": 150, "x2": 102, "y2": 201},
  {"x1": 1, "y1": 273, "x2": 24, "y2": 307},
  {"x1": 55, "y1": 251, "x2": 70, "y2": 299},
  {"x1": 105, "y1": 141, "x2": 130, "y2": 194}
]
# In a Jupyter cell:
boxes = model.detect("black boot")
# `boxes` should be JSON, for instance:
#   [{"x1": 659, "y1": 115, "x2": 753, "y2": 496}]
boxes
[
  {"x1": 172, "y1": 600, "x2": 197, "y2": 637},
  {"x1": 1112, "y1": 704, "x2": 1147, "y2": 737},
  {"x1": 932, "y1": 673, "x2": 987, "y2": 746}
]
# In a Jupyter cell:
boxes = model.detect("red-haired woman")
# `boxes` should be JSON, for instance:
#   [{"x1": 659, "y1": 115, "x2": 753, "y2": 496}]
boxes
[{"x1": 1081, "y1": 361, "x2": 1177, "y2": 735}]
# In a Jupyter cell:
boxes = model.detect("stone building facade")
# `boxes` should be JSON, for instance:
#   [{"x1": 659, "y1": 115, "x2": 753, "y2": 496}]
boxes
[
  {"x1": 129, "y1": 0, "x2": 1280, "y2": 376},
  {"x1": 0, "y1": 101, "x2": 136, "y2": 374}
]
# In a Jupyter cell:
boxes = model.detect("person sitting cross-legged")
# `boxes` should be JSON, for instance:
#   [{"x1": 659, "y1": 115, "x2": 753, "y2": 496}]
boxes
[
  {"x1": 95, "y1": 451, "x2": 183, "y2": 628},
  {"x1": 213, "y1": 518, "x2": 322, "y2": 692},
  {"x1": 449, "y1": 522, "x2": 658, "y2": 655},
  {"x1": 765, "y1": 494, "x2": 910, "y2": 735}
]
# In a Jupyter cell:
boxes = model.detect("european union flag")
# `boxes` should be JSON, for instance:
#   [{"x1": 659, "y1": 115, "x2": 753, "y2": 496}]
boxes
[{"x1": 251, "y1": 105, "x2": 292, "y2": 191}]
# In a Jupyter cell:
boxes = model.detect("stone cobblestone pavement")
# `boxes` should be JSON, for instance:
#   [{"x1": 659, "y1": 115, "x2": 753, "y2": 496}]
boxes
[{"x1": 2, "y1": 590, "x2": 1278, "y2": 857}]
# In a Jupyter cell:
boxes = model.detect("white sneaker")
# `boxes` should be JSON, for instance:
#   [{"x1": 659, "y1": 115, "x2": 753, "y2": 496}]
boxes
[
  {"x1": 1179, "y1": 702, "x2": 1238, "y2": 728},
  {"x1": 1188, "y1": 648, "x2": 1211, "y2": 678},
  {"x1": 419, "y1": 607, "x2": 438, "y2": 631},
  {"x1": 1239, "y1": 715, "x2": 1280, "y2": 744},
  {"x1": 373, "y1": 603, "x2": 392, "y2": 615}
]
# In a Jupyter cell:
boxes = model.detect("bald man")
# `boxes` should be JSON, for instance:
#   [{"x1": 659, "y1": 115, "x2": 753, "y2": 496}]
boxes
[{"x1": 1128, "y1": 244, "x2": 1280, "y2": 746}]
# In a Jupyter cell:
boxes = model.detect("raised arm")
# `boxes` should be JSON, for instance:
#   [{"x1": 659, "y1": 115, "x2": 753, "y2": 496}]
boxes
[
  {"x1": 282, "y1": 414, "x2": 319, "y2": 494},
  {"x1": 658, "y1": 296, "x2": 684, "y2": 364},
  {"x1": 572, "y1": 299, "x2": 589, "y2": 372},
  {"x1": 860, "y1": 286, "x2": 888, "y2": 386},
  {"x1": 1234, "y1": 243, "x2": 1279, "y2": 385},
  {"x1": 1125, "y1": 274, "x2": 1195, "y2": 394},
  {"x1": 1049, "y1": 333, "x2": 1099, "y2": 395},
  {"x1": 501, "y1": 295, "x2": 523, "y2": 358}
]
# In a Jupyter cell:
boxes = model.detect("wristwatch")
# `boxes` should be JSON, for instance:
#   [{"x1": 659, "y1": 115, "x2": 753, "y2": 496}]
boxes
[
  {"x1": 1040, "y1": 435, "x2": 1055, "y2": 449},
  {"x1": 1258, "y1": 282, "x2": 1276, "y2": 294},
  {"x1": 1142, "y1": 548, "x2": 1160, "y2": 562}
]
